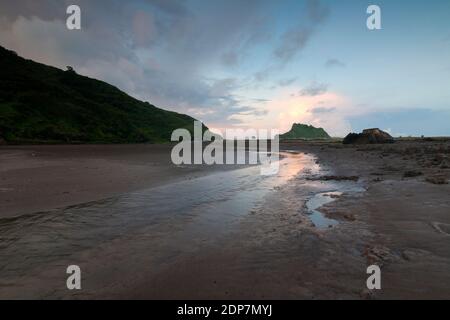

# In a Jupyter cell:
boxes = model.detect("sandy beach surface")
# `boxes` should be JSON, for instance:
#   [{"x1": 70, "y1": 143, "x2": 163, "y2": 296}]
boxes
[
  {"x1": 0, "y1": 144, "x2": 242, "y2": 218},
  {"x1": 0, "y1": 141, "x2": 449, "y2": 299},
  {"x1": 285, "y1": 140, "x2": 450, "y2": 299}
]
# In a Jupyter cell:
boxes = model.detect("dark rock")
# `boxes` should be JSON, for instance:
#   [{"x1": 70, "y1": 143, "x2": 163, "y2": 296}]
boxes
[
  {"x1": 343, "y1": 128, "x2": 394, "y2": 145},
  {"x1": 343, "y1": 133, "x2": 360, "y2": 144},
  {"x1": 403, "y1": 170, "x2": 423, "y2": 178},
  {"x1": 432, "y1": 154, "x2": 445, "y2": 166},
  {"x1": 426, "y1": 176, "x2": 448, "y2": 185},
  {"x1": 441, "y1": 160, "x2": 450, "y2": 169}
]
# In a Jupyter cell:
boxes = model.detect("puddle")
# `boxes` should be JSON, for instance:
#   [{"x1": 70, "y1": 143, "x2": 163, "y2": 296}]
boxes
[{"x1": 306, "y1": 191, "x2": 341, "y2": 229}]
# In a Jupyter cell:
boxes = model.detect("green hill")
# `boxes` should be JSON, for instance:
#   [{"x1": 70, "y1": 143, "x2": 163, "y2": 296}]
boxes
[
  {"x1": 0, "y1": 46, "x2": 205, "y2": 144},
  {"x1": 280, "y1": 123, "x2": 331, "y2": 140}
]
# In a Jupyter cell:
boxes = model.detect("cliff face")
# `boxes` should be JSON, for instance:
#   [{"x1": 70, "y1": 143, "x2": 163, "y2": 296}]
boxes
[
  {"x1": 0, "y1": 46, "x2": 205, "y2": 144},
  {"x1": 280, "y1": 123, "x2": 331, "y2": 140}
]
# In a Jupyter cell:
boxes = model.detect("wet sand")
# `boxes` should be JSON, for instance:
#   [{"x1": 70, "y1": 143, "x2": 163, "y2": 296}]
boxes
[
  {"x1": 1, "y1": 141, "x2": 450, "y2": 299},
  {"x1": 0, "y1": 144, "x2": 243, "y2": 218},
  {"x1": 285, "y1": 139, "x2": 450, "y2": 299}
]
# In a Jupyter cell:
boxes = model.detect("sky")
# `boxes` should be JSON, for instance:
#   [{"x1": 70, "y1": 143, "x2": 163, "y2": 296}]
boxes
[{"x1": 1, "y1": 0, "x2": 449, "y2": 137}]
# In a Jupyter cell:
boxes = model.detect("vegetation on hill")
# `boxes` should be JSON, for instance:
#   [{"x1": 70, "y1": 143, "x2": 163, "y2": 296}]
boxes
[
  {"x1": 0, "y1": 46, "x2": 205, "y2": 144},
  {"x1": 280, "y1": 123, "x2": 331, "y2": 140}
]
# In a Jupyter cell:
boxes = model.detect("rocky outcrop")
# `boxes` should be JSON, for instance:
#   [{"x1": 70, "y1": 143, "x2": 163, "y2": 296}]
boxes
[{"x1": 343, "y1": 128, "x2": 394, "y2": 145}]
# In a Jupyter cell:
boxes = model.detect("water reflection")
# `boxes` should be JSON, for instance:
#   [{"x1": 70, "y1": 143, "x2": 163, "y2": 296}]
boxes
[{"x1": 306, "y1": 192, "x2": 341, "y2": 229}]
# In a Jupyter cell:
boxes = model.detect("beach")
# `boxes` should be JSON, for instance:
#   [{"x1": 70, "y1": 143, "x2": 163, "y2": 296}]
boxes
[
  {"x1": 0, "y1": 140, "x2": 449, "y2": 299},
  {"x1": 285, "y1": 139, "x2": 450, "y2": 299},
  {"x1": 0, "y1": 144, "x2": 244, "y2": 218}
]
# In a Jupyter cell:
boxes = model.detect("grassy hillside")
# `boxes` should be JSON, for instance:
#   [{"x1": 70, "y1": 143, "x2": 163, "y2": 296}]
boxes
[
  {"x1": 0, "y1": 46, "x2": 205, "y2": 144},
  {"x1": 280, "y1": 123, "x2": 331, "y2": 140}
]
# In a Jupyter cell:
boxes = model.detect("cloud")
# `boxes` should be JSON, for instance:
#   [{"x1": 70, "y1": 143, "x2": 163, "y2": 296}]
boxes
[
  {"x1": 306, "y1": 0, "x2": 330, "y2": 23},
  {"x1": 299, "y1": 82, "x2": 329, "y2": 96},
  {"x1": 309, "y1": 106, "x2": 336, "y2": 114},
  {"x1": 221, "y1": 51, "x2": 239, "y2": 67},
  {"x1": 234, "y1": 106, "x2": 269, "y2": 117},
  {"x1": 325, "y1": 58, "x2": 346, "y2": 68},
  {"x1": 0, "y1": 1, "x2": 178, "y2": 67},
  {"x1": 273, "y1": 0, "x2": 329, "y2": 63},
  {"x1": 252, "y1": 98, "x2": 271, "y2": 103},
  {"x1": 274, "y1": 28, "x2": 313, "y2": 63},
  {"x1": 278, "y1": 77, "x2": 298, "y2": 87},
  {"x1": 145, "y1": 0, "x2": 187, "y2": 16},
  {"x1": 132, "y1": 11, "x2": 157, "y2": 47},
  {"x1": 254, "y1": 69, "x2": 271, "y2": 82},
  {"x1": 0, "y1": 0, "x2": 65, "y2": 21},
  {"x1": 0, "y1": 0, "x2": 188, "y2": 23}
]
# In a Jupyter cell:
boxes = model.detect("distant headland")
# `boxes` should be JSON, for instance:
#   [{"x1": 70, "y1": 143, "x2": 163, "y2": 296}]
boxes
[{"x1": 279, "y1": 123, "x2": 331, "y2": 140}]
